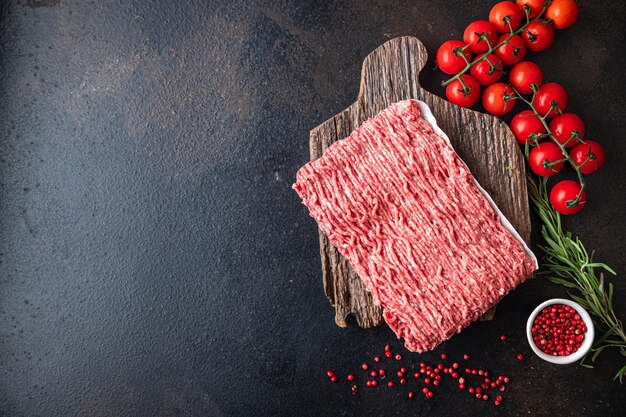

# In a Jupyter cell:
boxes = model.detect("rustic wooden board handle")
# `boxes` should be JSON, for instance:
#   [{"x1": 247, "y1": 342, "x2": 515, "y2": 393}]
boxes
[{"x1": 310, "y1": 36, "x2": 531, "y2": 328}]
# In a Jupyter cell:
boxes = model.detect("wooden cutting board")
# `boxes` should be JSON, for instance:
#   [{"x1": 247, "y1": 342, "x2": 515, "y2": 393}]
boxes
[{"x1": 309, "y1": 36, "x2": 531, "y2": 328}]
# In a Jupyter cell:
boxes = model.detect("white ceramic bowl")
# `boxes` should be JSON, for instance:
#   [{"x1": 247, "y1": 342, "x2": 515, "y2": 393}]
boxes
[{"x1": 526, "y1": 298, "x2": 594, "y2": 364}]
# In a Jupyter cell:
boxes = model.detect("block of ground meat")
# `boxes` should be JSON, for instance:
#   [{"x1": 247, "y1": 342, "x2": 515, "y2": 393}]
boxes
[{"x1": 293, "y1": 99, "x2": 537, "y2": 353}]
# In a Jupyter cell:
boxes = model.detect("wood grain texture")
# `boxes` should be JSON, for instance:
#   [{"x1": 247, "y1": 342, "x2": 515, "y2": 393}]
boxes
[{"x1": 309, "y1": 36, "x2": 531, "y2": 328}]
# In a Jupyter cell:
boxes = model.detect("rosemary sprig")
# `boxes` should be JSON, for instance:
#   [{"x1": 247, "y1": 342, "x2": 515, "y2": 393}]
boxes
[{"x1": 527, "y1": 176, "x2": 626, "y2": 382}]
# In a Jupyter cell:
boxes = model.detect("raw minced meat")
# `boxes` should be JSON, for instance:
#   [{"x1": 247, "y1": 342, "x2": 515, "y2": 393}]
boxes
[{"x1": 293, "y1": 99, "x2": 537, "y2": 352}]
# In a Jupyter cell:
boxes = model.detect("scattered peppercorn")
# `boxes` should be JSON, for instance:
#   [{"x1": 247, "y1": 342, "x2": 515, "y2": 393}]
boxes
[{"x1": 325, "y1": 347, "x2": 514, "y2": 405}]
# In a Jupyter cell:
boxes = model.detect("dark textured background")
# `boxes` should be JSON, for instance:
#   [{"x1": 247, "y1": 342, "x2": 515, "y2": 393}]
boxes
[{"x1": 1, "y1": 1, "x2": 624, "y2": 416}]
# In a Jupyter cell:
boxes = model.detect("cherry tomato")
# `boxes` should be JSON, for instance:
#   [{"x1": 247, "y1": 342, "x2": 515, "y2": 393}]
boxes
[
  {"x1": 550, "y1": 180, "x2": 586, "y2": 215},
  {"x1": 510, "y1": 110, "x2": 546, "y2": 144},
  {"x1": 509, "y1": 61, "x2": 543, "y2": 94},
  {"x1": 516, "y1": 0, "x2": 547, "y2": 19},
  {"x1": 522, "y1": 20, "x2": 555, "y2": 52},
  {"x1": 533, "y1": 83, "x2": 568, "y2": 118},
  {"x1": 489, "y1": 1, "x2": 523, "y2": 33},
  {"x1": 494, "y1": 34, "x2": 527, "y2": 66},
  {"x1": 528, "y1": 142, "x2": 565, "y2": 176},
  {"x1": 463, "y1": 20, "x2": 498, "y2": 54},
  {"x1": 546, "y1": 0, "x2": 579, "y2": 29},
  {"x1": 569, "y1": 141, "x2": 606, "y2": 174},
  {"x1": 549, "y1": 113, "x2": 585, "y2": 147},
  {"x1": 436, "y1": 40, "x2": 472, "y2": 75},
  {"x1": 482, "y1": 83, "x2": 516, "y2": 115},
  {"x1": 445, "y1": 75, "x2": 481, "y2": 108},
  {"x1": 470, "y1": 54, "x2": 503, "y2": 86}
]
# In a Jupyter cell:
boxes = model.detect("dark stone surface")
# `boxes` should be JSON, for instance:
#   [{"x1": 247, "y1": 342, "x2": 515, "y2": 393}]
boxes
[{"x1": 0, "y1": 1, "x2": 624, "y2": 416}]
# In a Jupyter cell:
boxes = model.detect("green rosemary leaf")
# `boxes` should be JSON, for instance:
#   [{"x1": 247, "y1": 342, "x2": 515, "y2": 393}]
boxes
[
  {"x1": 591, "y1": 345, "x2": 609, "y2": 362},
  {"x1": 586, "y1": 263, "x2": 616, "y2": 273},
  {"x1": 613, "y1": 364, "x2": 626, "y2": 383},
  {"x1": 594, "y1": 323, "x2": 620, "y2": 346},
  {"x1": 600, "y1": 264, "x2": 617, "y2": 275},
  {"x1": 568, "y1": 293, "x2": 591, "y2": 309},
  {"x1": 547, "y1": 276, "x2": 578, "y2": 288},
  {"x1": 601, "y1": 341, "x2": 626, "y2": 346}
]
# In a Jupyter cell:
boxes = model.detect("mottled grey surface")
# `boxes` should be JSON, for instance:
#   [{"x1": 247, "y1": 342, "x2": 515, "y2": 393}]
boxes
[{"x1": 0, "y1": 1, "x2": 624, "y2": 416}]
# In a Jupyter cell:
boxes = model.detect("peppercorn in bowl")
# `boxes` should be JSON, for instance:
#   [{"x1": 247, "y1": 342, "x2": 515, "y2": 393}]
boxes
[{"x1": 526, "y1": 298, "x2": 594, "y2": 364}]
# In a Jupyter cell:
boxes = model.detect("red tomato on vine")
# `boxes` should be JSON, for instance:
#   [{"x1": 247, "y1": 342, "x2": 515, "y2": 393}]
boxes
[
  {"x1": 509, "y1": 61, "x2": 543, "y2": 94},
  {"x1": 522, "y1": 21, "x2": 555, "y2": 52},
  {"x1": 533, "y1": 83, "x2": 568, "y2": 118},
  {"x1": 550, "y1": 180, "x2": 586, "y2": 215},
  {"x1": 510, "y1": 110, "x2": 546, "y2": 144},
  {"x1": 482, "y1": 83, "x2": 516, "y2": 115},
  {"x1": 516, "y1": 0, "x2": 547, "y2": 19},
  {"x1": 463, "y1": 20, "x2": 498, "y2": 54},
  {"x1": 549, "y1": 113, "x2": 585, "y2": 147},
  {"x1": 546, "y1": 0, "x2": 579, "y2": 29},
  {"x1": 494, "y1": 34, "x2": 527, "y2": 66},
  {"x1": 528, "y1": 142, "x2": 565, "y2": 176},
  {"x1": 445, "y1": 74, "x2": 481, "y2": 107},
  {"x1": 489, "y1": 1, "x2": 523, "y2": 33},
  {"x1": 470, "y1": 53, "x2": 503, "y2": 86},
  {"x1": 436, "y1": 40, "x2": 472, "y2": 75},
  {"x1": 569, "y1": 141, "x2": 606, "y2": 174}
]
